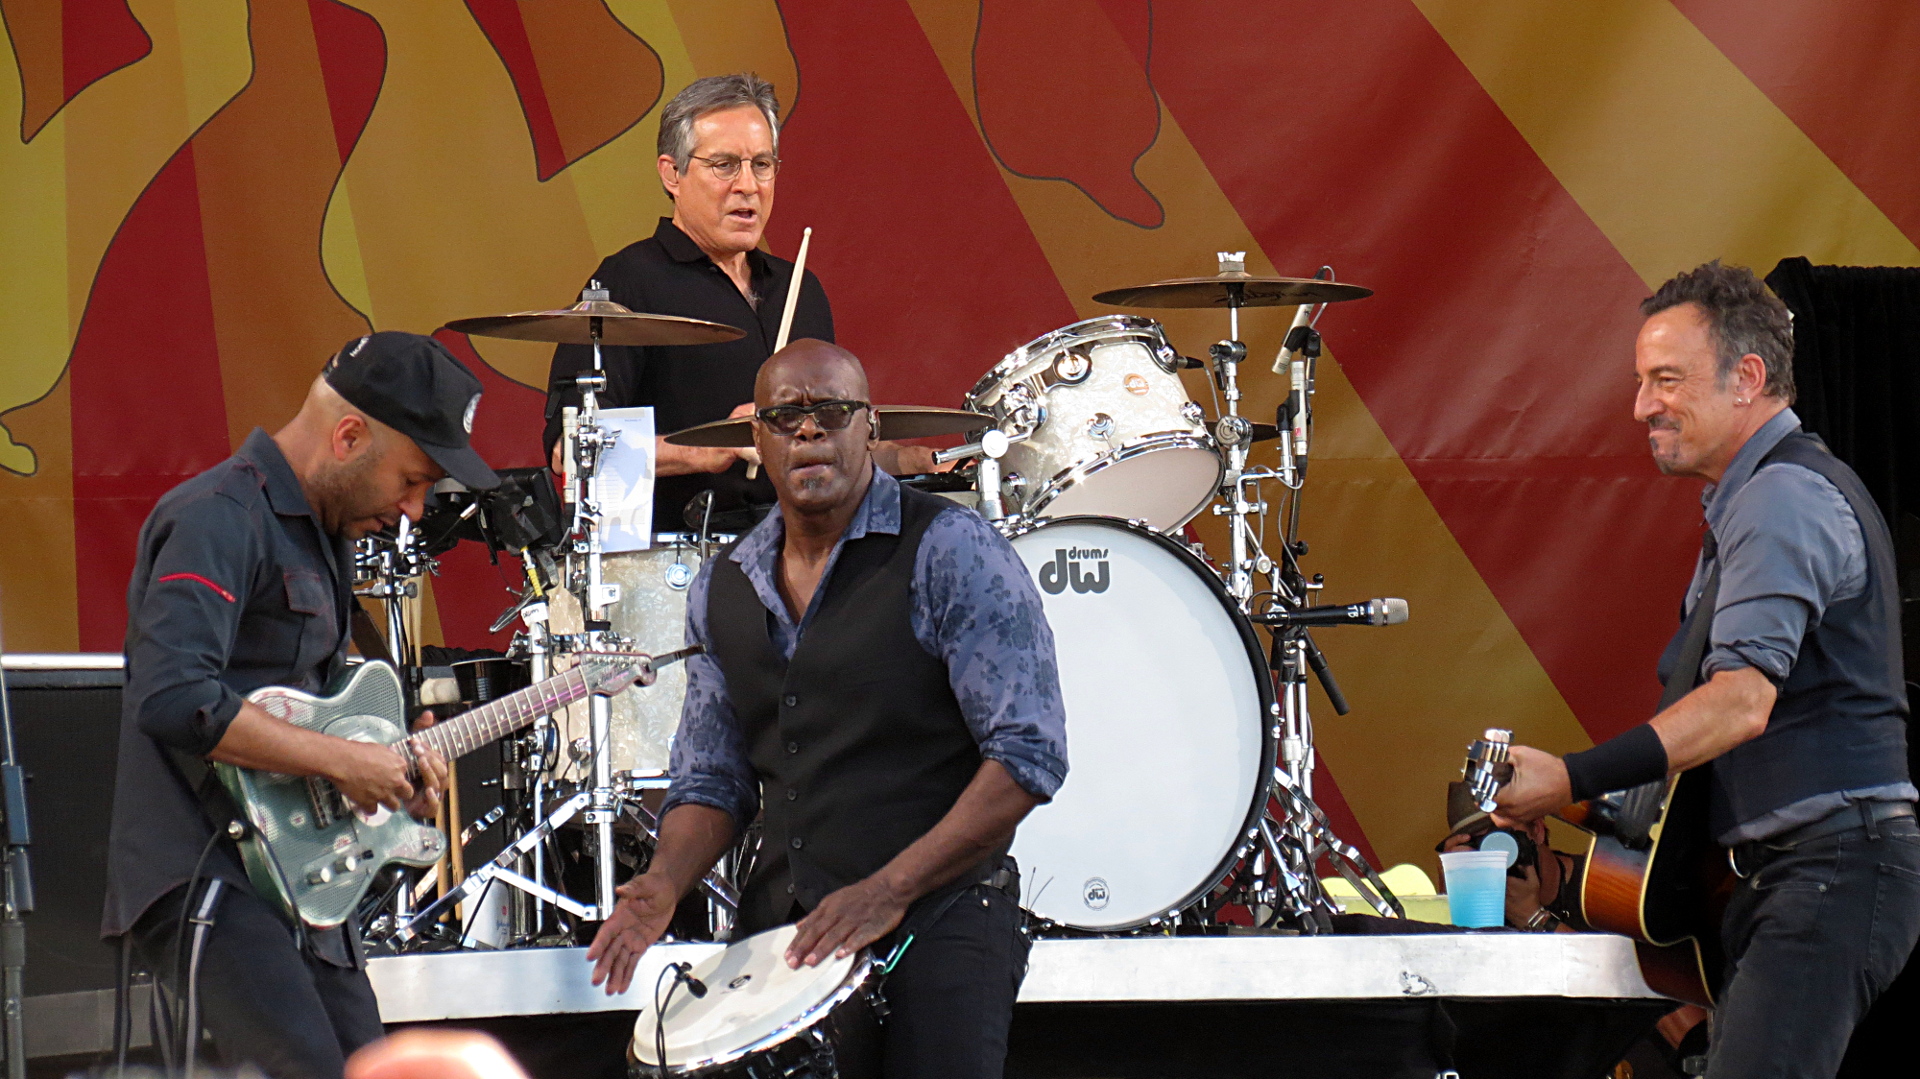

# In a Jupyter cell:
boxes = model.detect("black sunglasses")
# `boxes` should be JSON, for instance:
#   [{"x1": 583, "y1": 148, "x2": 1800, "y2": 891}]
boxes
[{"x1": 754, "y1": 400, "x2": 871, "y2": 435}]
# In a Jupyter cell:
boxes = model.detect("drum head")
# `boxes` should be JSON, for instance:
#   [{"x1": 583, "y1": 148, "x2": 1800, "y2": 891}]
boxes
[
  {"x1": 1008, "y1": 518, "x2": 1272, "y2": 930},
  {"x1": 1033, "y1": 439, "x2": 1222, "y2": 531},
  {"x1": 632, "y1": 926, "x2": 859, "y2": 1070}
]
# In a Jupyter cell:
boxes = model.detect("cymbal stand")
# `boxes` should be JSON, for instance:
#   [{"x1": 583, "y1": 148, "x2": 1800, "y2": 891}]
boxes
[
  {"x1": 496, "y1": 551, "x2": 559, "y2": 942},
  {"x1": 355, "y1": 517, "x2": 436, "y2": 925},
  {"x1": 559, "y1": 281, "x2": 625, "y2": 923}
]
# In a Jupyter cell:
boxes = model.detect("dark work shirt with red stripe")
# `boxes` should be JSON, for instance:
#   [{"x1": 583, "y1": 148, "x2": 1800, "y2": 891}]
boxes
[{"x1": 103, "y1": 427, "x2": 355, "y2": 943}]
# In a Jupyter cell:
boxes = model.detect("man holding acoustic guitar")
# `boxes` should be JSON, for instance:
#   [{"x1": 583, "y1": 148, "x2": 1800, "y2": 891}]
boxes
[
  {"x1": 103, "y1": 333, "x2": 497, "y2": 1079},
  {"x1": 1495, "y1": 262, "x2": 1920, "y2": 1079}
]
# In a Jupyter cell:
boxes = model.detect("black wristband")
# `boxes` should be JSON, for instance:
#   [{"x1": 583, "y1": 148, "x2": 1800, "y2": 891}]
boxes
[{"x1": 1562, "y1": 724, "x2": 1669, "y2": 803}]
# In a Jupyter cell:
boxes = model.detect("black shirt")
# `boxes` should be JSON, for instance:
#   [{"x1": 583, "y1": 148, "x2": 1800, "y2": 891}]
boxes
[
  {"x1": 542, "y1": 218, "x2": 834, "y2": 531},
  {"x1": 102, "y1": 429, "x2": 354, "y2": 953}
]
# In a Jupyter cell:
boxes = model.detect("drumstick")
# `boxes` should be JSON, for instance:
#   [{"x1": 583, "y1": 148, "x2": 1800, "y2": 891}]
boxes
[{"x1": 748, "y1": 226, "x2": 812, "y2": 480}]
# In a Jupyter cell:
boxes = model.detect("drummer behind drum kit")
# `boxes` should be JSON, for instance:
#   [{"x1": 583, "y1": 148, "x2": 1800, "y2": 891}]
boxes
[{"x1": 353, "y1": 251, "x2": 1409, "y2": 1073}]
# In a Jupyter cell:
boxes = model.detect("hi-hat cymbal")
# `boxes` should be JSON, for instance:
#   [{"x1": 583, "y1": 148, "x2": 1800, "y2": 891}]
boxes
[
  {"x1": 665, "y1": 407, "x2": 993, "y2": 448},
  {"x1": 1093, "y1": 273, "x2": 1372, "y2": 309},
  {"x1": 444, "y1": 298, "x2": 746, "y2": 347}
]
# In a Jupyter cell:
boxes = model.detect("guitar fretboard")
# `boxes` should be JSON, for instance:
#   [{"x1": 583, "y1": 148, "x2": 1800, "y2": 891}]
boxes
[{"x1": 414, "y1": 664, "x2": 599, "y2": 762}]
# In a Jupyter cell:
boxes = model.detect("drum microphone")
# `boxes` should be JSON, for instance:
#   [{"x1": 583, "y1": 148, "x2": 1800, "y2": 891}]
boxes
[
  {"x1": 671, "y1": 962, "x2": 708, "y2": 998},
  {"x1": 1253, "y1": 598, "x2": 1408, "y2": 627}
]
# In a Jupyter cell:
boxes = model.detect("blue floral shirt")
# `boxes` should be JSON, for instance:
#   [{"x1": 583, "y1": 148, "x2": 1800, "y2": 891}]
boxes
[{"x1": 661, "y1": 467, "x2": 1069, "y2": 826}]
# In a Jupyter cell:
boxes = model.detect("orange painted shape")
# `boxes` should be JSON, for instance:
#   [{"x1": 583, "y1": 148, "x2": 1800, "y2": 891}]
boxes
[
  {"x1": 466, "y1": 0, "x2": 662, "y2": 181},
  {"x1": 193, "y1": 0, "x2": 379, "y2": 447},
  {"x1": 660, "y1": 0, "x2": 798, "y2": 121},
  {"x1": 4, "y1": 0, "x2": 152, "y2": 141},
  {"x1": 0, "y1": 370, "x2": 76, "y2": 651},
  {"x1": 973, "y1": 0, "x2": 1163, "y2": 228}
]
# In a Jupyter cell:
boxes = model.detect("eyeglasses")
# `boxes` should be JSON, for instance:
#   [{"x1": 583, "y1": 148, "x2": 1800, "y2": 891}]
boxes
[
  {"x1": 689, "y1": 154, "x2": 781, "y2": 183},
  {"x1": 754, "y1": 400, "x2": 870, "y2": 435}
]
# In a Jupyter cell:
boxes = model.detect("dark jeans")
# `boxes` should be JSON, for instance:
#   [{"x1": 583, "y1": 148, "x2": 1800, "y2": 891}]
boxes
[
  {"x1": 131, "y1": 881, "x2": 386, "y2": 1079},
  {"x1": 1708, "y1": 813, "x2": 1920, "y2": 1078},
  {"x1": 879, "y1": 881, "x2": 1031, "y2": 1079}
]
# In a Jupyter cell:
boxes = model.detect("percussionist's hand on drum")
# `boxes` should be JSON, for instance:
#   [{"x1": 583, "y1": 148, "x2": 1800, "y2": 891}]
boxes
[
  {"x1": 587, "y1": 873, "x2": 679, "y2": 994},
  {"x1": 1491, "y1": 744, "x2": 1572, "y2": 826},
  {"x1": 786, "y1": 876, "x2": 909, "y2": 969}
]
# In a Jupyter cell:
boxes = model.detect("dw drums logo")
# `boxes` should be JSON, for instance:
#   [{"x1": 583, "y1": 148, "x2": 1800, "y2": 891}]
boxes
[{"x1": 1038, "y1": 548, "x2": 1110, "y2": 595}]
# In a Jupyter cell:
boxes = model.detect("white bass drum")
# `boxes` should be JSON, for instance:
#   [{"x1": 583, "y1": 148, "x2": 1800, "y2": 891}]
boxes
[{"x1": 1007, "y1": 516, "x2": 1274, "y2": 930}]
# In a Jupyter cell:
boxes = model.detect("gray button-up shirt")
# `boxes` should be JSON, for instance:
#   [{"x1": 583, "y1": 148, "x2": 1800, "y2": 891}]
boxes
[
  {"x1": 1681, "y1": 408, "x2": 1917, "y2": 842},
  {"x1": 662, "y1": 468, "x2": 1069, "y2": 828}
]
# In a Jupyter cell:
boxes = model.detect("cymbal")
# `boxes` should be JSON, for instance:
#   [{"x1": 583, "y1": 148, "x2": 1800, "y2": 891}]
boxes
[
  {"x1": 1093, "y1": 273, "x2": 1372, "y2": 309},
  {"x1": 665, "y1": 407, "x2": 993, "y2": 448},
  {"x1": 444, "y1": 298, "x2": 745, "y2": 347}
]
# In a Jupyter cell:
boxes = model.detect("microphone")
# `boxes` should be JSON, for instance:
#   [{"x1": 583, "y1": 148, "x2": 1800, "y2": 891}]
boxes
[
  {"x1": 672, "y1": 962, "x2": 708, "y2": 998},
  {"x1": 1253, "y1": 598, "x2": 1408, "y2": 627}
]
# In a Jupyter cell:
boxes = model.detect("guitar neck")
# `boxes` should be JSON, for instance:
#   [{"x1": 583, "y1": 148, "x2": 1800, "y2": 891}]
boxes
[{"x1": 414, "y1": 665, "x2": 595, "y2": 762}]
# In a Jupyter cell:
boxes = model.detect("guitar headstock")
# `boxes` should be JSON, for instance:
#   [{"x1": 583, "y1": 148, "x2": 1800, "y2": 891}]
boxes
[
  {"x1": 1461, "y1": 727, "x2": 1514, "y2": 813},
  {"x1": 579, "y1": 656, "x2": 656, "y2": 697}
]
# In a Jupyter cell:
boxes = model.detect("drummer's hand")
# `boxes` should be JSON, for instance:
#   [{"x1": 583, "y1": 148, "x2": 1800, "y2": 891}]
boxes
[
  {"x1": 587, "y1": 873, "x2": 679, "y2": 994},
  {"x1": 786, "y1": 876, "x2": 909, "y2": 969},
  {"x1": 1491, "y1": 745, "x2": 1572, "y2": 827},
  {"x1": 403, "y1": 711, "x2": 448, "y2": 821}
]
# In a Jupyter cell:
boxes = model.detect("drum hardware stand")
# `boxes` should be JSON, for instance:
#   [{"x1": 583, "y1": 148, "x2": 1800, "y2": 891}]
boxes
[{"x1": 933, "y1": 428, "x2": 1019, "y2": 519}]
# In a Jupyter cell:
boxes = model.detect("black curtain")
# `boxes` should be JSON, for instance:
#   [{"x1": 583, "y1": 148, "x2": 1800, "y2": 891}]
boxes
[{"x1": 1764, "y1": 256, "x2": 1920, "y2": 1078}]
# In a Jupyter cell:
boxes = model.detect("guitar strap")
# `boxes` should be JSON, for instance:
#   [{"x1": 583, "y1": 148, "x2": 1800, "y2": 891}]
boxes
[{"x1": 1616, "y1": 531, "x2": 1722, "y2": 843}]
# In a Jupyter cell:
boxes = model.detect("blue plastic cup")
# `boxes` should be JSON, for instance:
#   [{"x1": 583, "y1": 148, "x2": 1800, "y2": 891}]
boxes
[{"x1": 1441, "y1": 850, "x2": 1508, "y2": 928}]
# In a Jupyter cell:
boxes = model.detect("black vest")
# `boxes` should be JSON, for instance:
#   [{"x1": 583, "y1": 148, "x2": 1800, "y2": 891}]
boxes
[
  {"x1": 707, "y1": 485, "x2": 988, "y2": 934},
  {"x1": 1660, "y1": 430, "x2": 1911, "y2": 837}
]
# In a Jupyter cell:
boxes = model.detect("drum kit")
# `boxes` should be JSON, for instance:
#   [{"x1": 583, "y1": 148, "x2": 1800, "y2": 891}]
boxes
[{"x1": 352, "y1": 252, "x2": 1410, "y2": 1072}]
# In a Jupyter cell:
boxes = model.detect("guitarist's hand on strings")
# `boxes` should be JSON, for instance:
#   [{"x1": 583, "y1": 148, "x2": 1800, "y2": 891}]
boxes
[
  {"x1": 404, "y1": 711, "x2": 450, "y2": 821},
  {"x1": 1492, "y1": 744, "x2": 1572, "y2": 826},
  {"x1": 328, "y1": 740, "x2": 418, "y2": 814}
]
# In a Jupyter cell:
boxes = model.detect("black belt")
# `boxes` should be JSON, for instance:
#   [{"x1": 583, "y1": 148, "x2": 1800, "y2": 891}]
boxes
[{"x1": 1728, "y1": 800, "x2": 1916, "y2": 879}]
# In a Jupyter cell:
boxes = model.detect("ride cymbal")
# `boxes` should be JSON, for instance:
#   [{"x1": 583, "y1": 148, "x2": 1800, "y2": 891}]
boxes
[
  {"x1": 444, "y1": 298, "x2": 745, "y2": 347},
  {"x1": 1093, "y1": 273, "x2": 1372, "y2": 309},
  {"x1": 665, "y1": 406, "x2": 993, "y2": 448}
]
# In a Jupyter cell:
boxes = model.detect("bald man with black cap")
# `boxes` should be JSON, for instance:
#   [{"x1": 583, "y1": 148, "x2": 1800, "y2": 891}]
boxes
[{"x1": 104, "y1": 332, "x2": 498, "y2": 1079}]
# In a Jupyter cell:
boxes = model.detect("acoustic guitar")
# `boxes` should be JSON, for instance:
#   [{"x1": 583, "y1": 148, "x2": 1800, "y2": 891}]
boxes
[{"x1": 1463, "y1": 731, "x2": 1734, "y2": 1007}]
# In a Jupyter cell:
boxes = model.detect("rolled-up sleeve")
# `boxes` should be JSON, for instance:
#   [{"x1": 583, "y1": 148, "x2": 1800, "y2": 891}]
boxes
[
  {"x1": 123, "y1": 494, "x2": 260, "y2": 756},
  {"x1": 661, "y1": 559, "x2": 761, "y2": 826},
  {"x1": 1706, "y1": 463, "x2": 1868, "y2": 683},
  {"x1": 913, "y1": 508, "x2": 1069, "y2": 800}
]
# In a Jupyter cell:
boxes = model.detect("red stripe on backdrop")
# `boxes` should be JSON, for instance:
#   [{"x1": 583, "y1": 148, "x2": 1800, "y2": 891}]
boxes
[
  {"x1": 429, "y1": 331, "x2": 550, "y2": 649},
  {"x1": 463, "y1": 0, "x2": 565, "y2": 181},
  {"x1": 60, "y1": 0, "x2": 152, "y2": 109},
  {"x1": 308, "y1": 0, "x2": 387, "y2": 166},
  {"x1": 70, "y1": 145, "x2": 233, "y2": 650},
  {"x1": 1672, "y1": 0, "x2": 1920, "y2": 250},
  {"x1": 1147, "y1": 1, "x2": 1701, "y2": 742},
  {"x1": 767, "y1": 2, "x2": 1081, "y2": 410}
]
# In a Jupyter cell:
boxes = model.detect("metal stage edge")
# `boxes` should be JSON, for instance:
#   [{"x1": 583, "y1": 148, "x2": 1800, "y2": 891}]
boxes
[{"x1": 367, "y1": 933, "x2": 1662, "y2": 1024}]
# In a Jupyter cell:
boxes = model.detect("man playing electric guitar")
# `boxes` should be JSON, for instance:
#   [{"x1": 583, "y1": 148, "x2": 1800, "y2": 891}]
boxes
[
  {"x1": 1495, "y1": 262, "x2": 1920, "y2": 1079},
  {"x1": 102, "y1": 333, "x2": 500, "y2": 1079}
]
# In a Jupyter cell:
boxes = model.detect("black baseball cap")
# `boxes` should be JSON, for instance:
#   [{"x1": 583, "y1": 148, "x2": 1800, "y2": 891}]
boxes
[{"x1": 324, "y1": 332, "x2": 500, "y2": 490}]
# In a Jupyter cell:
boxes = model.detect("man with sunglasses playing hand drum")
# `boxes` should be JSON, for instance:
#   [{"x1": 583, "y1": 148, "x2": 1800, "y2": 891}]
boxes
[
  {"x1": 543, "y1": 74, "x2": 939, "y2": 531},
  {"x1": 588, "y1": 340, "x2": 1069, "y2": 1079}
]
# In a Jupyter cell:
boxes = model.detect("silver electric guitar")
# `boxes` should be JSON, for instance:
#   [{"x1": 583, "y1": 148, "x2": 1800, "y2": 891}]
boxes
[{"x1": 219, "y1": 651, "x2": 683, "y2": 929}]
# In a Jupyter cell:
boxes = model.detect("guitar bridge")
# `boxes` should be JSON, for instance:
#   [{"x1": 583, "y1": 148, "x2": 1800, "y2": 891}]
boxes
[{"x1": 305, "y1": 777, "x2": 352, "y2": 828}]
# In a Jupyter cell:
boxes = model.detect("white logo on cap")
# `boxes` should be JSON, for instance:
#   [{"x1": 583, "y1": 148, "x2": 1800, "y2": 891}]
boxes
[
  {"x1": 350, "y1": 336, "x2": 370, "y2": 357},
  {"x1": 463, "y1": 393, "x2": 479, "y2": 434}
]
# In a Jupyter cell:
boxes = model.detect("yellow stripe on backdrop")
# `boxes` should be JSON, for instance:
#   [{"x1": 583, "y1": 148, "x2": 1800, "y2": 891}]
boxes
[
  {"x1": 905, "y1": 0, "x2": 1592, "y2": 873},
  {"x1": 1414, "y1": 0, "x2": 1920, "y2": 285},
  {"x1": 0, "y1": 0, "x2": 250, "y2": 649}
]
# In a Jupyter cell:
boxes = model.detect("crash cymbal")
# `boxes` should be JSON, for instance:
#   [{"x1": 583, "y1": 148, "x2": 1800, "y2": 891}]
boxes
[
  {"x1": 665, "y1": 406, "x2": 993, "y2": 448},
  {"x1": 444, "y1": 298, "x2": 745, "y2": 347},
  {"x1": 1093, "y1": 273, "x2": 1372, "y2": 309}
]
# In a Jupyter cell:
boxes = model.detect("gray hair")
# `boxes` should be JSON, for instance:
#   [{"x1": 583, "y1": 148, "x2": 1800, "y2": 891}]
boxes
[
  {"x1": 657, "y1": 73, "x2": 781, "y2": 173},
  {"x1": 1640, "y1": 260, "x2": 1797, "y2": 403}
]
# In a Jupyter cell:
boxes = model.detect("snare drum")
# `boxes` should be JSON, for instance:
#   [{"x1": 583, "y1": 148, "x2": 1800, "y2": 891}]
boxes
[
  {"x1": 966, "y1": 315, "x2": 1221, "y2": 530},
  {"x1": 548, "y1": 533, "x2": 731, "y2": 778},
  {"x1": 630, "y1": 925, "x2": 881, "y2": 1077}
]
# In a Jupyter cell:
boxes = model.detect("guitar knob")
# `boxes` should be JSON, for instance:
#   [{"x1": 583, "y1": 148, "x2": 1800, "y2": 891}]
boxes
[
  {"x1": 307, "y1": 866, "x2": 334, "y2": 886},
  {"x1": 339, "y1": 854, "x2": 359, "y2": 874}
]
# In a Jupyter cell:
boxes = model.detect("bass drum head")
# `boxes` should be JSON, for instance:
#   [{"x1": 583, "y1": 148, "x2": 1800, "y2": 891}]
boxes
[{"x1": 1008, "y1": 517, "x2": 1272, "y2": 930}]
